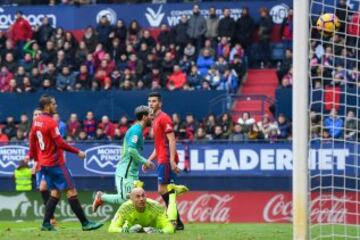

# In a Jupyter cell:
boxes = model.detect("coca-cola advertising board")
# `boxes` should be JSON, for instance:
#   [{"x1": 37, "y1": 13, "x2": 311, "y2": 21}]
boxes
[{"x1": 1, "y1": 191, "x2": 358, "y2": 223}]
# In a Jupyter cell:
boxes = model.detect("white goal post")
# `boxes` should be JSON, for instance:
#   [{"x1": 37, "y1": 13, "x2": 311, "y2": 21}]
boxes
[{"x1": 293, "y1": 0, "x2": 310, "y2": 240}]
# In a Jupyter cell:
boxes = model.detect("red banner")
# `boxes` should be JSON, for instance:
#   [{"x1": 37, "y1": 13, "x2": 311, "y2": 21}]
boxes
[{"x1": 147, "y1": 191, "x2": 360, "y2": 223}]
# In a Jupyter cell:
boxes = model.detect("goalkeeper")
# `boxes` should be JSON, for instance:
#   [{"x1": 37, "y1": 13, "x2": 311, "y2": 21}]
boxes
[
  {"x1": 92, "y1": 105, "x2": 155, "y2": 212},
  {"x1": 108, "y1": 187, "x2": 179, "y2": 234}
]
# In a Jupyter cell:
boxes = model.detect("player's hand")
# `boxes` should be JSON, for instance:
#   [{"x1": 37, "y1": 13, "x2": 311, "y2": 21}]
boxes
[
  {"x1": 144, "y1": 160, "x2": 155, "y2": 170},
  {"x1": 78, "y1": 151, "x2": 86, "y2": 159},
  {"x1": 23, "y1": 155, "x2": 30, "y2": 164},
  {"x1": 170, "y1": 160, "x2": 180, "y2": 174}
]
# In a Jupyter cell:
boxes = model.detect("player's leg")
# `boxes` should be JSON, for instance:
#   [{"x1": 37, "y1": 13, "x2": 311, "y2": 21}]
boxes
[
  {"x1": 54, "y1": 165, "x2": 102, "y2": 231},
  {"x1": 40, "y1": 166, "x2": 60, "y2": 231},
  {"x1": 157, "y1": 163, "x2": 184, "y2": 230},
  {"x1": 37, "y1": 172, "x2": 57, "y2": 225},
  {"x1": 100, "y1": 176, "x2": 132, "y2": 205}
]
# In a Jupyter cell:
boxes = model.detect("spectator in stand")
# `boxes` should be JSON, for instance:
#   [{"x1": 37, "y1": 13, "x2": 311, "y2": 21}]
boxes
[
  {"x1": 276, "y1": 113, "x2": 291, "y2": 139},
  {"x1": 83, "y1": 111, "x2": 97, "y2": 139},
  {"x1": 197, "y1": 48, "x2": 214, "y2": 76},
  {"x1": 37, "y1": 16, "x2": 54, "y2": 47},
  {"x1": 83, "y1": 26, "x2": 98, "y2": 53},
  {"x1": 277, "y1": 48, "x2": 293, "y2": 84},
  {"x1": 3, "y1": 116, "x2": 17, "y2": 139},
  {"x1": 11, "y1": 129, "x2": 26, "y2": 142},
  {"x1": 96, "y1": 15, "x2": 113, "y2": 46},
  {"x1": 127, "y1": 20, "x2": 141, "y2": 45},
  {"x1": 7, "y1": 79, "x2": 20, "y2": 93},
  {"x1": 30, "y1": 67, "x2": 42, "y2": 89},
  {"x1": 19, "y1": 76, "x2": 34, "y2": 93},
  {"x1": 9, "y1": 11, "x2": 33, "y2": 58},
  {"x1": 95, "y1": 127, "x2": 108, "y2": 141},
  {"x1": 167, "y1": 65, "x2": 187, "y2": 91},
  {"x1": 348, "y1": 11, "x2": 360, "y2": 47},
  {"x1": 42, "y1": 62, "x2": 57, "y2": 87},
  {"x1": 42, "y1": 41, "x2": 57, "y2": 64},
  {"x1": 218, "y1": 113, "x2": 233, "y2": 139},
  {"x1": 4, "y1": 52, "x2": 18, "y2": 73},
  {"x1": 187, "y1": 4, "x2": 207, "y2": 52},
  {"x1": 324, "y1": 108, "x2": 344, "y2": 138},
  {"x1": 235, "y1": 7, "x2": 254, "y2": 57},
  {"x1": 237, "y1": 112, "x2": 255, "y2": 134},
  {"x1": 201, "y1": 39, "x2": 216, "y2": 58},
  {"x1": 229, "y1": 123, "x2": 247, "y2": 141},
  {"x1": 18, "y1": 113, "x2": 31, "y2": 137},
  {"x1": 75, "y1": 64, "x2": 92, "y2": 90},
  {"x1": 0, "y1": 66, "x2": 13, "y2": 92},
  {"x1": 280, "y1": 8, "x2": 293, "y2": 51},
  {"x1": 248, "y1": 123, "x2": 264, "y2": 140},
  {"x1": 183, "y1": 42, "x2": 196, "y2": 61},
  {"x1": 280, "y1": 76, "x2": 292, "y2": 89},
  {"x1": 188, "y1": 65, "x2": 202, "y2": 89},
  {"x1": 99, "y1": 115, "x2": 115, "y2": 139},
  {"x1": 158, "y1": 24, "x2": 173, "y2": 47},
  {"x1": 0, "y1": 127, "x2": 9, "y2": 144},
  {"x1": 77, "y1": 130, "x2": 88, "y2": 141},
  {"x1": 161, "y1": 52, "x2": 176, "y2": 79},
  {"x1": 51, "y1": 27, "x2": 65, "y2": 50},
  {"x1": 174, "y1": 15, "x2": 190, "y2": 53},
  {"x1": 205, "y1": 7, "x2": 219, "y2": 48},
  {"x1": 195, "y1": 126, "x2": 210, "y2": 142},
  {"x1": 1, "y1": 39, "x2": 16, "y2": 59},
  {"x1": 56, "y1": 65, "x2": 76, "y2": 91},
  {"x1": 171, "y1": 113, "x2": 181, "y2": 136},
  {"x1": 258, "y1": 7, "x2": 273, "y2": 68},
  {"x1": 111, "y1": 19, "x2": 127, "y2": 44},
  {"x1": 75, "y1": 41, "x2": 89, "y2": 68},
  {"x1": 218, "y1": 8, "x2": 235, "y2": 42},
  {"x1": 216, "y1": 37, "x2": 230, "y2": 59},
  {"x1": 67, "y1": 113, "x2": 82, "y2": 138},
  {"x1": 204, "y1": 113, "x2": 217, "y2": 137},
  {"x1": 184, "y1": 113, "x2": 198, "y2": 139},
  {"x1": 344, "y1": 110, "x2": 358, "y2": 141},
  {"x1": 118, "y1": 115, "x2": 129, "y2": 138},
  {"x1": 257, "y1": 114, "x2": 276, "y2": 139},
  {"x1": 213, "y1": 125, "x2": 225, "y2": 140}
]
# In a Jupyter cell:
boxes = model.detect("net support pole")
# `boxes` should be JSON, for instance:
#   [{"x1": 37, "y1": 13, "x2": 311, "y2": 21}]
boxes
[{"x1": 293, "y1": 1, "x2": 310, "y2": 240}]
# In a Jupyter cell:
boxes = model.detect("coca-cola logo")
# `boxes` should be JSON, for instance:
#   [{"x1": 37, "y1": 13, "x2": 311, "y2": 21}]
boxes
[
  {"x1": 263, "y1": 194, "x2": 349, "y2": 223},
  {"x1": 155, "y1": 194, "x2": 233, "y2": 223}
]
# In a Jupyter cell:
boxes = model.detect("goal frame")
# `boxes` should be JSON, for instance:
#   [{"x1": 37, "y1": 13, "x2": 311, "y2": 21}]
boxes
[{"x1": 293, "y1": 0, "x2": 310, "y2": 240}]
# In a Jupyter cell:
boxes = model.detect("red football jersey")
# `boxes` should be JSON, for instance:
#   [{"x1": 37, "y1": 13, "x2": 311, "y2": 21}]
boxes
[
  {"x1": 29, "y1": 113, "x2": 79, "y2": 167},
  {"x1": 28, "y1": 128, "x2": 41, "y2": 171},
  {"x1": 152, "y1": 111, "x2": 179, "y2": 164}
]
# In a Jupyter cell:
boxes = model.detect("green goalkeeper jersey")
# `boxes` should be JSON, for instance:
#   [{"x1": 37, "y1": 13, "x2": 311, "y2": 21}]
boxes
[
  {"x1": 116, "y1": 123, "x2": 147, "y2": 178},
  {"x1": 108, "y1": 198, "x2": 175, "y2": 234}
]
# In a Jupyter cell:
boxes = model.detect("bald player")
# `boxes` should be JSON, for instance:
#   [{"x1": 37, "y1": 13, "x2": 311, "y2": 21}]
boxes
[{"x1": 108, "y1": 187, "x2": 177, "y2": 234}]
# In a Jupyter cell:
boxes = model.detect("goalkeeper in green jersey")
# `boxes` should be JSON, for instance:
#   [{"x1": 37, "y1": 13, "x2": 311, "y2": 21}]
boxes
[
  {"x1": 92, "y1": 106, "x2": 155, "y2": 212},
  {"x1": 108, "y1": 187, "x2": 178, "y2": 234}
]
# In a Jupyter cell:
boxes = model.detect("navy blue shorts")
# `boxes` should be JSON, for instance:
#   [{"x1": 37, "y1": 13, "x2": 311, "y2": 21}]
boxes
[
  {"x1": 41, "y1": 165, "x2": 75, "y2": 190},
  {"x1": 35, "y1": 171, "x2": 46, "y2": 189},
  {"x1": 157, "y1": 163, "x2": 176, "y2": 184}
]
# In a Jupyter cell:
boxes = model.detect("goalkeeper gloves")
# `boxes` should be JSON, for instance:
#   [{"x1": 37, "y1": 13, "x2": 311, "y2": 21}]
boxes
[
  {"x1": 129, "y1": 224, "x2": 143, "y2": 233},
  {"x1": 143, "y1": 227, "x2": 162, "y2": 234}
]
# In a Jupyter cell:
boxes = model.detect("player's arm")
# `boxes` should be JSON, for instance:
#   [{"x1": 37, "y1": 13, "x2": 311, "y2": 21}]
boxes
[
  {"x1": 166, "y1": 131, "x2": 179, "y2": 173},
  {"x1": 27, "y1": 129, "x2": 36, "y2": 161},
  {"x1": 127, "y1": 131, "x2": 147, "y2": 165},
  {"x1": 147, "y1": 149, "x2": 157, "y2": 161},
  {"x1": 50, "y1": 121, "x2": 83, "y2": 156},
  {"x1": 108, "y1": 205, "x2": 130, "y2": 233}
]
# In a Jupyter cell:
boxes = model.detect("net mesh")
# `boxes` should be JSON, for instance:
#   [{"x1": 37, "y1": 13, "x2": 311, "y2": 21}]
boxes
[{"x1": 309, "y1": 0, "x2": 360, "y2": 239}]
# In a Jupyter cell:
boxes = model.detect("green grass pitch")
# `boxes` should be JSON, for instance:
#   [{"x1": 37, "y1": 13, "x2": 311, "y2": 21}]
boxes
[{"x1": 0, "y1": 221, "x2": 293, "y2": 240}]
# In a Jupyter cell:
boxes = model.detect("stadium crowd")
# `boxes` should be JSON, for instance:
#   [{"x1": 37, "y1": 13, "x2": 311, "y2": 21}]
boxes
[
  {"x1": 0, "y1": 5, "x2": 257, "y2": 93},
  {"x1": 0, "y1": 110, "x2": 292, "y2": 143}
]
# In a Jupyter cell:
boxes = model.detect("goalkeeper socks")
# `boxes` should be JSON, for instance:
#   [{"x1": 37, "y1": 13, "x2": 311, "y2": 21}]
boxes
[
  {"x1": 167, "y1": 192, "x2": 178, "y2": 221},
  {"x1": 68, "y1": 196, "x2": 88, "y2": 225},
  {"x1": 43, "y1": 196, "x2": 59, "y2": 225}
]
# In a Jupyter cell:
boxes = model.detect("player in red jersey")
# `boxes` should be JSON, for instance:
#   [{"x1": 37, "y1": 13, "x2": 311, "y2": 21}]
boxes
[
  {"x1": 25, "y1": 108, "x2": 57, "y2": 225},
  {"x1": 28, "y1": 94, "x2": 103, "y2": 231},
  {"x1": 146, "y1": 92, "x2": 188, "y2": 230}
]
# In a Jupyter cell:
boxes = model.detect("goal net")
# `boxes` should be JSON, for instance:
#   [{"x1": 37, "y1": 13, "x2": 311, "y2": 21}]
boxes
[{"x1": 307, "y1": 0, "x2": 360, "y2": 239}]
